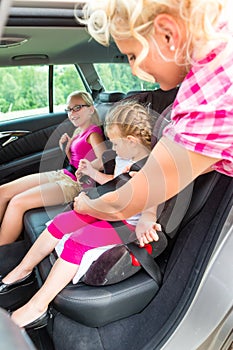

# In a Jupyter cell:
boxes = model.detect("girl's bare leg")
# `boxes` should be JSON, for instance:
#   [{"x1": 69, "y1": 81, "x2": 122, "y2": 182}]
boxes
[
  {"x1": 0, "y1": 181, "x2": 65, "y2": 245},
  {"x1": 0, "y1": 173, "x2": 50, "y2": 221},
  {"x1": 2, "y1": 229, "x2": 59, "y2": 284},
  {"x1": 11, "y1": 258, "x2": 78, "y2": 328}
]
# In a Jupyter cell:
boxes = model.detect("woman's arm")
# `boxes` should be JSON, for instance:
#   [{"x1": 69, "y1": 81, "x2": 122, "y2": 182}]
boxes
[{"x1": 74, "y1": 137, "x2": 220, "y2": 220}]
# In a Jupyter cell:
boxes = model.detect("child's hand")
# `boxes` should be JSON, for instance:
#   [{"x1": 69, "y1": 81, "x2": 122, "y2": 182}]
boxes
[
  {"x1": 122, "y1": 165, "x2": 131, "y2": 173},
  {"x1": 122, "y1": 165, "x2": 137, "y2": 177},
  {"x1": 59, "y1": 133, "x2": 71, "y2": 153},
  {"x1": 75, "y1": 159, "x2": 86, "y2": 179},
  {"x1": 136, "y1": 217, "x2": 161, "y2": 247},
  {"x1": 76, "y1": 159, "x2": 95, "y2": 179}
]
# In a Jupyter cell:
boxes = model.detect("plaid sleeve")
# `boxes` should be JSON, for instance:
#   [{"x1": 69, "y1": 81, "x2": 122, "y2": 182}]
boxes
[{"x1": 163, "y1": 45, "x2": 233, "y2": 176}]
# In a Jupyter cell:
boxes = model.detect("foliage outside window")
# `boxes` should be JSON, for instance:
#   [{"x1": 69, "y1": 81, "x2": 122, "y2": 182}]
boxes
[
  {"x1": 0, "y1": 63, "x2": 159, "y2": 122},
  {"x1": 53, "y1": 65, "x2": 85, "y2": 111},
  {"x1": 0, "y1": 66, "x2": 48, "y2": 119},
  {"x1": 0, "y1": 65, "x2": 85, "y2": 121},
  {"x1": 95, "y1": 63, "x2": 159, "y2": 92}
]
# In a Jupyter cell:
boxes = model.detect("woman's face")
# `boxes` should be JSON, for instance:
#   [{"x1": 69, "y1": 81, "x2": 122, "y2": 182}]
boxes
[
  {"x1": 66, "y1": 95, "x2": 93, "y2": 128},
  {"x1": 115, "y1": 36, "x2": 187, "y2": 90}
]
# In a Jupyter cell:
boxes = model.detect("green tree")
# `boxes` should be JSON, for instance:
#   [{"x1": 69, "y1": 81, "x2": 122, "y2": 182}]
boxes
[
  {"x1": 95, "y1": 63, "x2": 159, "y2": 92},
  {"x1": 54, "y1": 65, "x2": 85, "y2": 105},
  {"x1": 0, "y1": 73, "x2": 18, "y2": 112}
]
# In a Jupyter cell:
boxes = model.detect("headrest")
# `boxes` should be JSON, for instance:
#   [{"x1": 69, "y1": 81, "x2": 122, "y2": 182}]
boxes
[
  {"x1": 151, "y1": 103, "x2": 173, "y2": 148},
  {"x1": 98, "y1": 92, "x2": 126, "y2": 103},
  {"x1": 125, "y1": 90, "x2": 143, "y2": 97},
  {"x1": 124, "y1": 87, "x2": 179, "y2": 115}
]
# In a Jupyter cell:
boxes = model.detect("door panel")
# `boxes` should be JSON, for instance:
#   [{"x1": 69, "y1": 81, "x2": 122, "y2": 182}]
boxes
[{"x1": 0, "y1": 112, "x2": 75, "y2": 185}]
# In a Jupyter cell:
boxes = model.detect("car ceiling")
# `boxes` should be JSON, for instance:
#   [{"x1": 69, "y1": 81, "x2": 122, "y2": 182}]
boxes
[{"x1": 0, "y1": 0, "x2": 127, "y2": 67}]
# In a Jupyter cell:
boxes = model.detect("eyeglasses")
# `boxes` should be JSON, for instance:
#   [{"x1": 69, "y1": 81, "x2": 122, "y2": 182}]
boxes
[{"x1": 65, "y1": 105, "x2": 89, "y2": 113}]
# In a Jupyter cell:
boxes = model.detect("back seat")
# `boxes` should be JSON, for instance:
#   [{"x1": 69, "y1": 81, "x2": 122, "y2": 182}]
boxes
[{"x1": 23, "y1": 92, "x2": 221, "y2": 327}]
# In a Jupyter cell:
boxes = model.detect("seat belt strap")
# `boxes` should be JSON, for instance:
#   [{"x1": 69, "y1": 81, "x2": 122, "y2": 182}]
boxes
[
  {"x1": 127, "y1": 242, "x2": 162, "y2": 285},
  {"x1": 109, "y1": 221, "x2": 162, "y2": 284}
]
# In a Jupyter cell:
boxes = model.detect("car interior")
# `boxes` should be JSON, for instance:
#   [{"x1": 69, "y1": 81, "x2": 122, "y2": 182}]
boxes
[{"x1": 0, "y1": 2, "x2": 232, "y2": 350}]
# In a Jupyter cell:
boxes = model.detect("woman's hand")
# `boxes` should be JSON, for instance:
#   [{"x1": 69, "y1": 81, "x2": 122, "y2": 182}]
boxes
[{"x1": 73, "y1": 192, "x2": 92, "y2": 214}]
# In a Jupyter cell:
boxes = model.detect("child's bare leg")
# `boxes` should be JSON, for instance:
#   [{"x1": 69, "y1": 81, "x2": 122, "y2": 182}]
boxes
[
  {"x1": 0, "y1": 181, "x2": 65, "y2": 245},
  {"x1": 2, "y1": 229, "x2": 59, "y2": 284},
  {"x1": 11, "y1": 258, "x2": 78, "y2": 328}
]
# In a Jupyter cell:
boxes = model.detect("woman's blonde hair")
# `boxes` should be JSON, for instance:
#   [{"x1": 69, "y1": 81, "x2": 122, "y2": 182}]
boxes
[
  {"x1": 76, "y1": 0, "x2": 231, "y2": 82},
  {"x1": 104, "y1": 101, "x2": 156, "y2": 150},
  {"x1": 67, "y1": 90, "x2": 100, "y2": 125}
]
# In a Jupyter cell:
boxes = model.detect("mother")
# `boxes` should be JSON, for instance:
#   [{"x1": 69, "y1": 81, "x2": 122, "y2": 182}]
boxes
[{"x1": 74, "y1": 0, "x2": 233, "y2": 247}]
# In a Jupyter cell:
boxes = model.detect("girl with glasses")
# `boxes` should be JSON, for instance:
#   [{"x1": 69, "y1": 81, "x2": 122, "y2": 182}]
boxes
[{"x1": 0, "y1": 91, "x2": 106, "y2": 246}]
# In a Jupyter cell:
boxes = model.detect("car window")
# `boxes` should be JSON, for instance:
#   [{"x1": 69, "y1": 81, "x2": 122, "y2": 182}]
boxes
[
  {"x1": 0, "y1": 64, "x2": 85, "y2": 121},
  {"x1": 0, "y1": 63, "x2": 158, "y2": 123},
  {"x1": 94, "y1": 63, "x2": 159, "y2": 92}
]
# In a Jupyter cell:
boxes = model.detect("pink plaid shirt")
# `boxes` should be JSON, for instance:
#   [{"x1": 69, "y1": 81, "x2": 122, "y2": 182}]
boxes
[{"x1": 163, "y1": 43, "x2": 233, "y2": 177}]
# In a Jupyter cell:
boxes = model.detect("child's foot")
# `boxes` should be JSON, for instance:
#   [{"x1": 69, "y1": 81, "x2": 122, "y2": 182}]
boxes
[
  {"x1": 2, "y1": 267, "x2": 32, "y2": 284},
  {"x1": 11, "y1": 301, "x2": 48, "y2": 329},
  {"x1": 0, "y1": 270, "x2": 35, "y2": 294}
]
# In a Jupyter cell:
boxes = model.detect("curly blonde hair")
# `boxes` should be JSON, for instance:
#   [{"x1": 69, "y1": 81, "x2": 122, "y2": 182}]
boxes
[
  {"x1": 76, "y1": 0, "x2": 231, "y2": 82},
  {"x1": 104, "y1": 101, "x2": 156, "y2": 150}
]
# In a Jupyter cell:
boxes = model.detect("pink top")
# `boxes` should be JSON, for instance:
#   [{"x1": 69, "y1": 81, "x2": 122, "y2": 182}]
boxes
[
  {"x1": 63, "y1": 124, "x2": 103, "y2": 181},
  {"x1": 163, "y1": 43, "x2": 233, "y2": 177}
]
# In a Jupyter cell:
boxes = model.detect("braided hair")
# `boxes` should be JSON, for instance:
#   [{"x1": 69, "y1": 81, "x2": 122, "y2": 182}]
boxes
[{"x1": 104, "y1": 100, "x2": 156, "y2": 150}]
